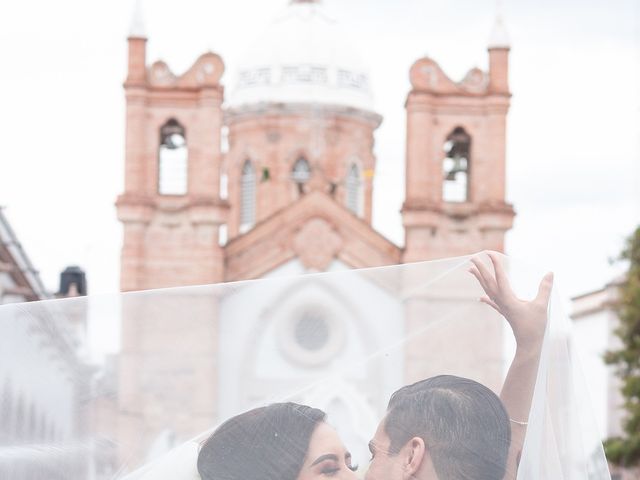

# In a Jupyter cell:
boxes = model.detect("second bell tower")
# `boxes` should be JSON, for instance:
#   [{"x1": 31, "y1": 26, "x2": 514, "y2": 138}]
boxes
[
  {"x1": 402, "y1": 16, "x2": 515, "y2": 262},
  {"x1": 117, "y1": 14, "x2": 228, "y2": 291}
]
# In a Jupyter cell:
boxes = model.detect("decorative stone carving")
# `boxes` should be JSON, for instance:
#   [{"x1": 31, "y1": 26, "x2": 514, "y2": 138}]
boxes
[
  {"x1": 460, "y1": 67, "x2": 488, "y2": 93},
  {"x1": 409, "y1": 57, "x2": 490, "y2": 96},
  {"x1": 292, "y1": 218, "x2": 342, "y2": 271},
  {"x1": 151, "y1": 61, "x2": 176, "y2": 85},
  {"x1": 410, "y1": 58, "x2": 446, "y2": 91}
]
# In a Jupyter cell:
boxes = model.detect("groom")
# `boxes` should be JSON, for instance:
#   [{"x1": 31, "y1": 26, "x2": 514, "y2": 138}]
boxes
[{"x1": 365, "y1": 252, "x2": 553, "y2": 480}]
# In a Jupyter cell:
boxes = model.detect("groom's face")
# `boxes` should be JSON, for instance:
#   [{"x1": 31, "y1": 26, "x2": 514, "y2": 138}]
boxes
[{"x1": 364, "y1": 418, "x2": 404, "y2": 480}]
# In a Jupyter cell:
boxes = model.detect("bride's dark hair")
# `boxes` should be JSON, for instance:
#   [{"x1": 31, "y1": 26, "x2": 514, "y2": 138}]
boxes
[
  {"x1": 384, "y1": 375, "x2": 511, "y2": 480},
  {"x1": 198, "y1": 402, "x2": 326, "y2": 480}
]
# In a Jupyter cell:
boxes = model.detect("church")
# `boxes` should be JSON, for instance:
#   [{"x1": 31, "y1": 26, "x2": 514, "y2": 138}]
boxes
[
  {"x1": 117, "y1": 0, "x2": 513, "y2": 290},
  {"x1": 111, "y1": 0, "x2": 515, "y2": 473}
]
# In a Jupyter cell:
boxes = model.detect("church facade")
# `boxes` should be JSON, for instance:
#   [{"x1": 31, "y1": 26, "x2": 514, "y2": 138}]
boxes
[
  {"x1": 113, "y1": 0, "x2": 515, "y2": 471},
  {"x1": 117, "y1": 0, "x2": 514, "y2": 291}
]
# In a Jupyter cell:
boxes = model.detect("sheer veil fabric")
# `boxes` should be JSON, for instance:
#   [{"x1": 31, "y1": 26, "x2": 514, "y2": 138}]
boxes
[{"x1": 0, "y1": 253, "x2": 610, "y2": 479}]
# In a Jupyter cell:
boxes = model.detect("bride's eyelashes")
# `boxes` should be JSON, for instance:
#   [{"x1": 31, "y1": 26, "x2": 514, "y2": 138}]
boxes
[
  {"x1": 320, "y1": 467, "x2": 340, "y2": 476},
  {"x1": 320, "y1": 463, "x2": 358, "y2": 476}
]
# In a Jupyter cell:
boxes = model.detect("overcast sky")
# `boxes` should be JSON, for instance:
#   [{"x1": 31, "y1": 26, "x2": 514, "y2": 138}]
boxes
[{"x1": 1, "y1": 0, "x2": 638, "y2": 303}]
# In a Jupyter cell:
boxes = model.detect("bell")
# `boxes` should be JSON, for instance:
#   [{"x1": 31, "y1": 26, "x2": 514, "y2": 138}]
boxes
[
  {"x1": 444, "y1": 156, "x2": 467, "y2": 181},
  {"x1": 165, "y1": 133, "x2": 185, "y2": 150}
]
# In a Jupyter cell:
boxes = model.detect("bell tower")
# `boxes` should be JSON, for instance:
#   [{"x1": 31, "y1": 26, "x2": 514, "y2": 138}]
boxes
[
  {"x1": 117, "y1": 2, "x2": 228, "y2": 291},
  {"x1": 402, "y1": 15, "x2": 515, "y2": 262}
]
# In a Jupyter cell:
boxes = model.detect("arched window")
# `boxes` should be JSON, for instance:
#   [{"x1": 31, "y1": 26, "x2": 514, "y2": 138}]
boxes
[
  {"x1": 221, "y1": 125, "x2": 230, "y2": 154},
  {"x1": 158, "y1": 119, "x2": 188, "y2": 195},
  {"x1": 218, "y1": 224, "x2": 228, "y2": 246},
  {"x1": 345, "y1": 164, "x2": 363, "y2": 216},
  {"x1": 220, "y1": 172, "x2": 229, "y2": 200},
  {"x1": 240, "y1": 160, "x2": 256, "y2": 233},
  {"x1": 442, "y1": 127, "x2": 471, "y2": 202},
  {"x1": 292, "y1": 157, "x2": 311, "y2": 195}
]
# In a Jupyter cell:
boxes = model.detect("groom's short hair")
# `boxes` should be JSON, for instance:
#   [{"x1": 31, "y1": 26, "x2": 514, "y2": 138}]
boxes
[{"x1": 384, "y1": 375, "x2": 511, "y2": 480}]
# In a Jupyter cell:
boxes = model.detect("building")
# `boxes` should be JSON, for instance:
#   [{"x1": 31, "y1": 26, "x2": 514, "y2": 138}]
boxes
[
  {"x1": 117, "y1": 0, "x2": 514, "y2": 291},
  {"x1": 571, "y1": 279, "x2": 639, "y2": 480},
  {"x1": 0, "y1": 208, "x2": 91, "y2": 479},
  {"x1": 113, "y1": 0, "x2": 516, "y2": 471},
  {"x1": 0, "y1": 207, "x2": 48, "y2": 304}
]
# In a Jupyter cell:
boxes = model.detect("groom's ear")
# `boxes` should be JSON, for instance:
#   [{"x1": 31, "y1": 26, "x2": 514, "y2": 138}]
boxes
[{"x1": 402, "y1": 437, "x2": 426, "y2": 478}]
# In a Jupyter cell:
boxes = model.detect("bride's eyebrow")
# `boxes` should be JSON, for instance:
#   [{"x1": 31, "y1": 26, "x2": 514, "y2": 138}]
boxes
[{"x1": 311, "y1": 454, "x2": 339, "y2": 466}]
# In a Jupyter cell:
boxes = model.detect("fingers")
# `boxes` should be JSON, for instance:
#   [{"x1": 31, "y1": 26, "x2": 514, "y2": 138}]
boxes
[
  {"x1": 469, "y1": 265, "x2": 491, "y2": 297},
  {"x1": 535, "y1": 272, "x2": 554, "y2": 306},
  {"x1": 487, "y1": 251, "x2": 515, "y2": 296},
  {"x1": 479, "y1": 295, "x2": 501, "y2": 313},
  {"x1": 470, "y1": 255, "x2": 498, "y2": 298}
]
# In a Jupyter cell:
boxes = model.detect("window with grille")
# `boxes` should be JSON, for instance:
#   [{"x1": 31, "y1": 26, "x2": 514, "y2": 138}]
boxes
[
  {"x1": 346, "y1": 164, "x2": 363, "y2": 216},
  {"x1": 240, "y1": 160, "x2": 256, "y2": 233}
]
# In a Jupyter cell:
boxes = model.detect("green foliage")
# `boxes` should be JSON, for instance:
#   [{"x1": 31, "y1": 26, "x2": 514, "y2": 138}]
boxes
[{"x1": 605, "y1": 226, "x2": 640, "y2": 466}]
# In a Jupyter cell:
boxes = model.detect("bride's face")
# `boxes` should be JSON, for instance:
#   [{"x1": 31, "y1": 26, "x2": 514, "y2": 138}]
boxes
[{"x1": 296, "y1": 422, "x2": 359, "y2": 480}]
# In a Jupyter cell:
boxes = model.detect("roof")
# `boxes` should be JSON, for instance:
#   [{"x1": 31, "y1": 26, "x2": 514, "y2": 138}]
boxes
[
  {"x1": 0, "y1": 207, "x2": 49, "y2": 302},
  {"x1": 224, "y1": 190, "x2": 401, "y2": 281},
  {"x1": 227, "y1": 0, "x2": 375, "y2": 113},
  {"x1": 570, "y1": 278, "x2": 623, "y2": 320}
]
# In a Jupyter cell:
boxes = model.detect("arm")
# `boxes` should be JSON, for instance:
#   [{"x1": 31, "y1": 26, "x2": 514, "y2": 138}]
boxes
[{"x1": 469, "y1": 252, "x2": 553, "y2": 479}]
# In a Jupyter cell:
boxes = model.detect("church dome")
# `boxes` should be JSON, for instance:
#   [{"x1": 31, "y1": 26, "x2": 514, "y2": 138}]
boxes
[{"x1": 227, "y1": 0, "x2": 375, "y2": 113}]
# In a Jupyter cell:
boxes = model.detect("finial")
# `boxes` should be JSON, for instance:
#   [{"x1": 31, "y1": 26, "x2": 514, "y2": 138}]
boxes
[
  {"x1": 129, "y1": 0, "x2": 146, "y2": 39},
  {"x1": 290, "y1": 0, "x2": 322, "y2": 4},
  {"x1": 488, "y1": 0, "x2": 510, "y2": 49}
]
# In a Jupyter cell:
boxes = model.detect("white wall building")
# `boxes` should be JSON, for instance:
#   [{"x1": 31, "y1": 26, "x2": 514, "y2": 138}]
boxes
[{"x1": 0, "y1": 208, "x2": 92, "y2": 479}]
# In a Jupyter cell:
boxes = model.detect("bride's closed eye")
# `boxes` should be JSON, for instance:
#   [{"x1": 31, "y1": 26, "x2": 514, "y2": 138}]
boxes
[
  {"x1": 313, "y1": 453, "x2": 358, "y2": 476},
  {"x1": 320, "y1": 466, "x2": 340, "y2": 476},
  {"x1": 319, "y1": 464, "x2": 358, "y2": 476}
]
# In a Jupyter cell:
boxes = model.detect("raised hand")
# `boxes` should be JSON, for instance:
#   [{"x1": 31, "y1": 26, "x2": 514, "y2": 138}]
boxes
[
  {"x1": 469, "y1": 251, "x2": 553, "y2": 353},
  {"x1": 469, "y1": 251, "x2": 554, "y2": 478}
]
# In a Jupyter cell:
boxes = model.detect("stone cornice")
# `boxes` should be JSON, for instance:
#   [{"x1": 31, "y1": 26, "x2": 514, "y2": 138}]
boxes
[
  {"x1": 116, "y1": 193, "x2": 229, "y2": 223},
  {"x1": 225, "y1": 102, "x2": 383, "y2": 128},
  {"x1": 405, "y1": 91, "x2": 511, "y2": 114},
  {"x1": 402, "y1": 200, "x2": 515, "y2": 226}
]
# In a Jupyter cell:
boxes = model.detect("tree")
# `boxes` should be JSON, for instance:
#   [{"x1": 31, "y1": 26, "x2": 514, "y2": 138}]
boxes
[{"x1": 604, "y1": 226, "x2": 640, "y2": 467}]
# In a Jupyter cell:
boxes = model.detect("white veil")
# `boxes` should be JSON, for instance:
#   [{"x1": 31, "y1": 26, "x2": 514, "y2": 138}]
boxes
[{"x1": 0, "y1": 253, "x2": 610, "y2": 479}]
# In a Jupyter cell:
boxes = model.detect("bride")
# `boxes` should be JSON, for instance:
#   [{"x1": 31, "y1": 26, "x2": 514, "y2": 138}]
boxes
[{"x1": 198, "y1": 403, "x2": 358, "y2": 480}]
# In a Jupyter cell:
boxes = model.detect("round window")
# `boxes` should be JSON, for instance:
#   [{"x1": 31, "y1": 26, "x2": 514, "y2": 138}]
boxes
[
  {"x1": 294, "y1": 311, "x2": 330, "y2": 351},
  {"x1": 277, "y1": 304, "x2": 346, "y2": 367}
]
